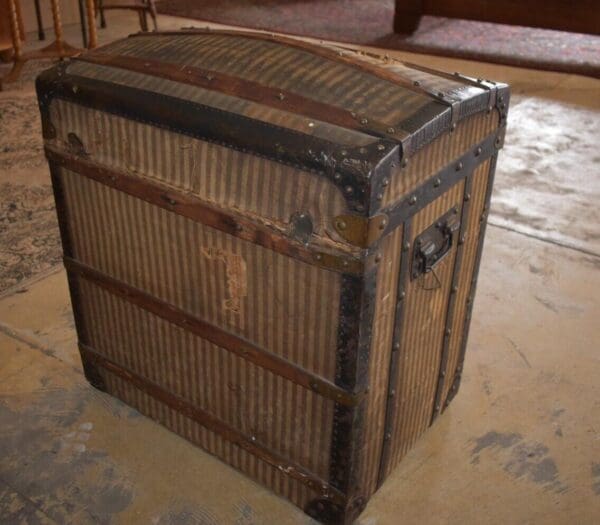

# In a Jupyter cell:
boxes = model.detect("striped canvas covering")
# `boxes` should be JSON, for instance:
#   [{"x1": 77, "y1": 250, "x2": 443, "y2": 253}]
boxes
[{"x1": 38, "y1": 29, "x2": 508, "y2": 524}]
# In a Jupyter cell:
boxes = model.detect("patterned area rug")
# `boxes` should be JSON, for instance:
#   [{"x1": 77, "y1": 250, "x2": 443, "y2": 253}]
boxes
[
  {"x1": 156, "y1": 0, "x2": 600, "y2": 78},
  {"x1": 0, "y1": 182, "x2": 61, "y2": 293},
  {"x1": 0, "y1": 60, "x2": 62, "y2": 293}
]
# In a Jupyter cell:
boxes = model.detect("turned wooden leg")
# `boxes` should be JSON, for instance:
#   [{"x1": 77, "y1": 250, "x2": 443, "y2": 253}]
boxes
[
  {"x1": 33, "y1": 0, "x2": 46, "y2": 40},
  {"x1": 393, "y1": 0, "x2": 423, "y2": 34},
  {"x1": 85, "y1": 0, "x2": 98, "y2": 48},
  {"x1": 78, "y1": 0, "x2": 88, "y2": 47}
]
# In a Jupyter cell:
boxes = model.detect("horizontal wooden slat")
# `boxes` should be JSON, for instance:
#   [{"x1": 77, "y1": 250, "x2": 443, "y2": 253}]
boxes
[
  {"x1": 79, "y1": 343, "x2": 347, "y2": 505},
  {"x1": 65, "y1": 256, "x2": 363, "y2": 408},
  {"x1": 45, "y1": 147, "x2": 362, "y2": 274}
]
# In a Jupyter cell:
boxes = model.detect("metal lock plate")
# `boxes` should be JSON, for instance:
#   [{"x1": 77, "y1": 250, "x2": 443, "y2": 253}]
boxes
[{"x1": 411, "y1": 207, "x2": 460, "y2": 280}]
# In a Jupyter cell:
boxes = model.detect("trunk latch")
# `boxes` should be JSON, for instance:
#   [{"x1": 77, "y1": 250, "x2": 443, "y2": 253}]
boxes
[{"x1": 411, "y1": 208, "x2": 460, "y2": 280}]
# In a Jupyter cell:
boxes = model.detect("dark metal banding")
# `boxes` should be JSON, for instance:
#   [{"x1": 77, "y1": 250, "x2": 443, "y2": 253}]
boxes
[
  {"x1": 46, "y1": 148, "x2": 362, "y2": 275},
  {"x1": 445, "y1": 154, "x2": 498, "y2": 406},
  {"x1": 64, "y1": 257, "x2": 363, "y2": 408},
  {"x1": 401, "y1": 61, "x2": 498, "y2": 107},
  {"x1": 78, "y1": 343, "x2": 347, "y2": 505},
  {"x1": 131, "y1": 29, "x2": 440, "y2": 101},
  {"x1": 378, "y1": 129, "x2": 502, "y2": 229},
  {"x1": 376, "y1": 219, "x2": 412, "y2": 487},
  {"x1": 36, "y1": 65, "x2": 383, "y2": 212},
  {"x1": 76, "y1": 52, "x2": 400, "y2": 142},
  {"x1": 430, "y1": 172, "x2": 473, "y2": 422}
]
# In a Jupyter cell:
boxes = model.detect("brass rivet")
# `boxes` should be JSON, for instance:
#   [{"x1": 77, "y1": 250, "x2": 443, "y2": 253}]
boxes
[
  {"x1": 377, "y1": 144, "x2": 385, "y2": 151},
  {"x1": 379, "y1": 219, "x2": 387, "y2": 230},
  {"x1": 398, "y1": 291, "x2": 405, "y2": 301},
  {"x1": 403, "y1": 241, "x2": 410, "y2": 251},
  {"x1": 343, "y1": 261, "x2": 349, "y2": 267},
  {"x1": 389, "y1": 389, "x2": 396, "y2": 398},
  {"x1": 433, "y1": 178, "x2": 441, "y2": 188},
  {"x1": 308, "y1": 121, "x2": 315, "y2": 128},
  {"x1": 315, "y1": 254, "x2": 322, "y2": 261},
  {"x1": 464, "y1": 193, "x2": 471, "y2": 201},
  {"x1": 340, "y1": 149, "x2": 348, "y2": 156},
  {"x1": 452, "y1": 285, "x2": 458, "y2": 293},
  {"x1": 413, "y1": 80, "x2": 421, "y2": 87},
  {"x1": 451, "y1": 123, "x2": 457, "y2": 131},
  {"x1": 437, "y1": 91, "x2": 445, "y2": 98},
  {"x1": 376, "y1": 193, "x2": 383, "y2": 200},
  {"x1": 387, "y1": 127, "x2": 395, "y2": 134},
  {"x1": 382, "y1": 178, "x2": 389, "y2": 187},
  {"x1": 277, "y1": 92, "x2": 285, "y2": 100},
  {"x1": 440, "y1": 370, "x2": 446, "y2": 377},
  {"x1": 393, "y1": 342, "x2": 400, "y2": 350},
  {"x1": 360, "y1": 118, "x2": 368, "y2": 125},
  {"x1": 435, "y1": 404, "x2": 440, "y2": 411},
  {"x1": 334, "y1": 172, "x2": 342, "y2": 181},
  {"x1": 337, "y1": 220, "x2": 347, "y2": 230},
  {"x1": 345, "y1": 186, "x2": 353, "y2": 194},
  {"x1": 475, "y1": 147, "x2": 482, "y2": 157},
  {"x1": 456, "y1": 162, "x2": 463, "y2": 171},
  {"x1": 409, "y1": 195, "x2": 417, "y2": 205}
]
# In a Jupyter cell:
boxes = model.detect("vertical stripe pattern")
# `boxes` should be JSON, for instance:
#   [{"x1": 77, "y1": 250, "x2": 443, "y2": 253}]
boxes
[
  {"x1": 358, "y1": 226, "x2": 404, "y2": 497},
  {"x1": 59, "y1": 170, "x2": 342, "y2": 382},
  {"x1": 383, "y1": 109, "x2": 499, "y2": 207},
  {"x1": 91, "y1": 33, "x2": 433, "y2": 127},
  {"x1": 101, "y1": 369, "x2": 317, "y2": 509},
  {"x1": 442, "y1": 159, "x2": 492, "y2": 405},
  {"x1": 384, "y1": 181, "x2": 465, "y2": 476},
  {"x1": 50, "y1": 99, "x2": 349, "y2": 244},
  {"x1": 77, "y1": 278, "x2": 334, "y2": 479}
]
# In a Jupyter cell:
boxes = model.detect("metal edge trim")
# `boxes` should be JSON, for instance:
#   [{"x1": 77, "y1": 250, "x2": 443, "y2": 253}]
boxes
[
  {"x1": 46, "y1": 148, "x2": 363, "y2": 275},
  {"x1": 35, "y1": 64, "x2": 384, "y2": 212},
  {"x1": 64, "y1": 256, "x2": 363, "y2": 408},
  {"x1": 444, "y1": 153, "x2": 498, "y2": 408},
  {"x1": 430, "y1": 171, "x2": 473, "y2": 422},
  {"x1": 378, "y1": 129, "x2": 502, "y2": 228},
  {"x1": 376, "y1": 219, "x2": 411, "y2": 487},
  {"x1": 78, "y1": 342, "x2": 347, "y2": 505}
]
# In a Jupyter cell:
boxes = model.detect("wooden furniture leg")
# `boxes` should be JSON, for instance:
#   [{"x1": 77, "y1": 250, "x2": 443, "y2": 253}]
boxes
[
  {"x1": 33, "y1": 0, "x2": 45, "y2": 40},
  {"x1": 0, "y1": 0, "x2": 83, "y2": 89},
  {"x1": 78, "y1": 0, "x2": 88, "y2": 47},
  {"x1": 393, "y1": 0, "x2": 423, "y2": 34},
  {"x1": 86, "y1": 0, "x2": 98, "y2": 48}
]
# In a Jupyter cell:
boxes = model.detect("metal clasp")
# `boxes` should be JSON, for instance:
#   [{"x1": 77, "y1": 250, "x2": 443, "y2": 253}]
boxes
[{"x1": 411, "y1": 208, "x2": 460, "y2": 280}]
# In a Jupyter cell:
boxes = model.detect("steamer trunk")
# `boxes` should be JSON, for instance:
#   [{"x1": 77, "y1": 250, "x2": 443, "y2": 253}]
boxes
[{"x1": 36, "y1": 30, "x2": 509, "y2": 524}]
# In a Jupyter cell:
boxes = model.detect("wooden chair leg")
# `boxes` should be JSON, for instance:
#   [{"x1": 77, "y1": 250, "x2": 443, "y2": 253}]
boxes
[
  {"x1": 98, "y1": 0, "x2": 107, "y2": 28},
  {"x1": 78, "y1": 0, "x2": 88, "y2": 47},
  {"x1": 148, "y1": 0, "x2": 158, "y2": 30},
  {"x1": 393, "y1": 0, "x2": 423, "y2": 34},
  {"x1": 33, "y1": 0, "x2": 46, "y2": 40}
]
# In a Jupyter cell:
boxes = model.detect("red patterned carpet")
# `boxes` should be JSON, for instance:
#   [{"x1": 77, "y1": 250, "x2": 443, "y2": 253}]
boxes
[{"x1": 156, "y1": 0, "x2": 600, "y2": 78}]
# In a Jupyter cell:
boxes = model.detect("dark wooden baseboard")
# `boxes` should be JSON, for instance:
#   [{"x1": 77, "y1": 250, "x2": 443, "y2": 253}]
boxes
[{"x1": 394, "y1": 0, "x2": 600, "y2": 35}]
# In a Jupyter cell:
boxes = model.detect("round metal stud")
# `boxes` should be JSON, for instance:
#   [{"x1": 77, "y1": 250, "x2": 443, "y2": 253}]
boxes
[
  {"x1": 403, "y1": 241, "x2": 410, "y2": 251},
  {"x1": 455, "y1": 162, "x2": 463, "y2": 171},
  {"x1": 337, "y1": 220, "x2": 347, "y2": 230},
  {"x1": 345, "y1": 186, "x2": 354, "y2": 194},
  {"x1": 398, "y1": 291, "x2": 406, "y2": 301},
  {"x1": 409, "y1": 195, "x2": 417, "y2": 205},
  {"x1": 308, "y1": 121, "x2": 315, "y2": 128},
  {"x1": 374, "y1": 253, "x2": 382, "y2": 263},
  {"x1": 464, "y1": 193, "x2": 471, "y2": 202},
  {"x1": 360, "y1": 118, "x2": 369, "y2": 125},
  {"x1": 277, "y1": 92, "x2": 285, "y2": 100},
  {"x1": 475, "y1": 146, "x2": 482, "y2": 157},
  {"x1": 377, "y1": 144, "x2": 385, "y2": 151},
  {"x1": 382, "y1": 177, "x2": 389, "y2": 187},
  {"x1": 451, "y1": 123, "x2": 457, "y2": 131},
  {"x1": 413, "y1": 80, "x2": 421, "y2": 87},
  {"x1": 433, "y1": 178, "x2": 441, "y2": 188},
  {"x1": 387, "y1": 127, "x2": 395, "y2": 134}
]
